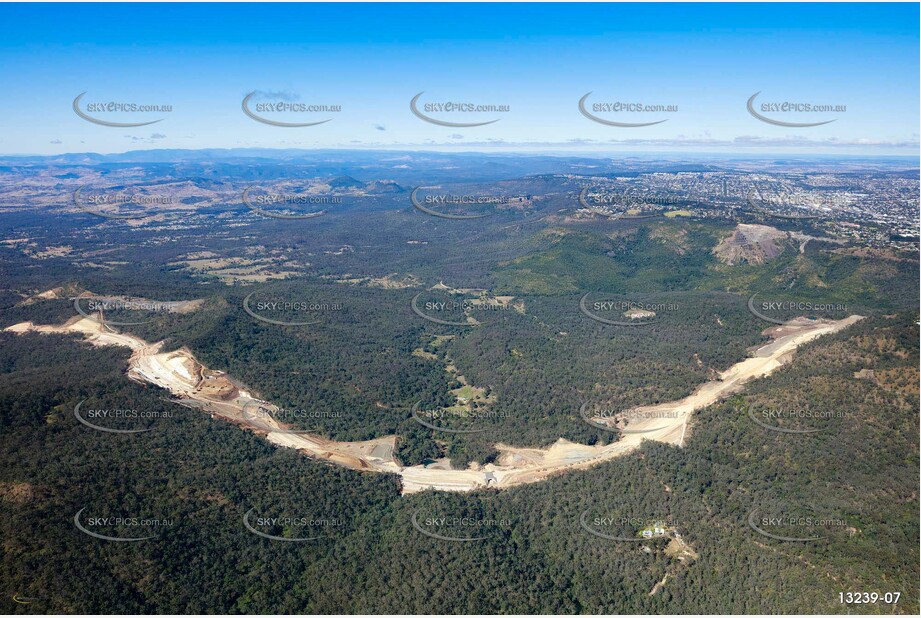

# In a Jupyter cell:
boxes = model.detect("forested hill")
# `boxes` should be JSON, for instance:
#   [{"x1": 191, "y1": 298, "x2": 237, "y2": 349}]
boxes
[{"x1": 1, "y1": 313, "x2": 916, "y2": 613}]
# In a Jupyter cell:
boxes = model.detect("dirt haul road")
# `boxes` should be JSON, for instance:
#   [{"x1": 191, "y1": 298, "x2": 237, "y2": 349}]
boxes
[{"x1": 6, "y1": 313, "x2": 862, "y2": 494}]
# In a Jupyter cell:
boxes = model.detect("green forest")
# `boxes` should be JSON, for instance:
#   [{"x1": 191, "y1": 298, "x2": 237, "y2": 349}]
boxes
[
  {"x1": 0, "y1": 313, "x2": 917, "y2": 613},
  {"x1": 0, "y1": 171, "x2": 918, "y2": 614}
]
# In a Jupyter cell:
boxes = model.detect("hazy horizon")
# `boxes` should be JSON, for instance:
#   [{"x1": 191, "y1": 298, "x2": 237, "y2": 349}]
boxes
[{"x1": 2, "y1": 146, "x2": 919, "y2": 162}]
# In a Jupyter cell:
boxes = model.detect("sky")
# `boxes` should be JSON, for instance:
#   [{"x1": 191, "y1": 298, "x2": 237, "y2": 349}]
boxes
[{"x1": 0, "y1": 2, "x2": 918, "y2": 156}]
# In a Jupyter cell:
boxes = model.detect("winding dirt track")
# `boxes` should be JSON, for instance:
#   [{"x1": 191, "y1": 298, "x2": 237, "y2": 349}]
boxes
[{"x1": 6, "y1": 313, "x2": 862, "y2": 494}]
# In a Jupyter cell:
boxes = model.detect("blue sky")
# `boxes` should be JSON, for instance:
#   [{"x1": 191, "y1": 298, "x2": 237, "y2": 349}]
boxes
[{"x1": 0, "y1": 2, "x2": 918, "y2": 155}]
